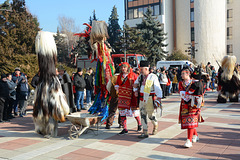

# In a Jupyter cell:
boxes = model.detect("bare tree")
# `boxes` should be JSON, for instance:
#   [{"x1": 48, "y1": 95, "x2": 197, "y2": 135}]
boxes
[{"x1": 58, "y1": 16, "x2": 80, "y2": 55}]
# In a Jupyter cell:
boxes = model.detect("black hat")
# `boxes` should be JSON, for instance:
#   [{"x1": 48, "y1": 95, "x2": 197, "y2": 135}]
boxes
[
  {"x1": 77, "y1": 67, "x2": 83, "y2": 72},
  {"x1": 140, "y1": 60, "x2": 149, "y2": 67},
  {"x1": 1, "y1": 74, "x2": 6, "y2": 79},
  {"x1": 15, "y1": 67, "x2": 21, "y2": 71},
  {"x1": 191, "y1": 67, "x2": 202, "y2": 80}
]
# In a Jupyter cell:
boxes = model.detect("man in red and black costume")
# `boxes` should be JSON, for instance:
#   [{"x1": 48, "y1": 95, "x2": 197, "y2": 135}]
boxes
[{"x1": 115, "y1": 62, "x2": 142, "y2": 135}]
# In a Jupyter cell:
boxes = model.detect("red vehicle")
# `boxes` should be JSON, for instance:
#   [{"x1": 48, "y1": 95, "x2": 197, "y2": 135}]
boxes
[
  {"x1": 111, "y1": 54, "x2": 146, "y2": 69},
  {"x1": 76, "y1": 54, "x2": 146, "y2": 69}
]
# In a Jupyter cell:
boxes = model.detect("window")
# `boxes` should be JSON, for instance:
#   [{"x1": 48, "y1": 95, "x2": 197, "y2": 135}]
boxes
[
  {"x1": 160, "y1": 0, "x2": 164, "y2": 15},
  {"x1": 227, "y1": 44, "x2": 233, "y2": 55},
  {"x1": 128, "y1": 56, "x2": 137, "y2": 67},
  {"x1": 154, "y1": 5, "x2": 160, "y2": 15},
  {"x1": 139, "y1": 7, "x2": 144, "y2": 17},
  {"x1": 227, "y1": 0, "x2": 233, "y2": 4},
  {"x1": 151, "y1": 6, "x2": 154, "y2": 16},
  {"x1": 134, "y1": 8, "x2": 138, "y2": 18},
  {"x1": 190, "y1": 8, "x2": 194, "y2": 22},
  {"x1": 143, "y1": 7, "x2": 148, "y2": 14},
  {"x1": 113, "y1": 57, "x2": 121, "y2": 67},
  {"x1": 137, "y1": 56, "x2": 146, "y2": 64},
  {"x1": 227, "y1": 9, "x2": 233, "y2": 22},
  {"x1": 191, "y1": 28, "x2": 194, "y2": 41},
  {"x1": 128, "y1": 9, "x2": 133, "y2": 19},
  {"x1": 128, "y1": 0, "x2": 133, "y2": 2},
  {"x1": 227, "y1": 27, "x2": 232, "y2": 40}
]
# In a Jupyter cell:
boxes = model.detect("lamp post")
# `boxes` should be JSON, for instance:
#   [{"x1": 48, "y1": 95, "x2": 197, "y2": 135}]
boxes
[{"x1": 185, "y1": 42, "x2": 198, "y2": 62}]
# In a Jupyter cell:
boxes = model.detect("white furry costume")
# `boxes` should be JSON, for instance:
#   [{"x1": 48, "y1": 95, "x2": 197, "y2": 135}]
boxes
[
  {"x1": 33, "y1": 31, "x2": 69, "y2": 137},
  {"x1": 217, "y1": 55, "x2": 240, "y2": 103}
]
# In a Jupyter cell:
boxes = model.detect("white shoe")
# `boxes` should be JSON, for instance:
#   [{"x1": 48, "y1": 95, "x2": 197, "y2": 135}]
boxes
[
  {"x1": 184, "y1": 139, "x2": 192, "y2": 148},
  {"x1": 192, "y1": 135, "x2": 199, "y2": 143}
]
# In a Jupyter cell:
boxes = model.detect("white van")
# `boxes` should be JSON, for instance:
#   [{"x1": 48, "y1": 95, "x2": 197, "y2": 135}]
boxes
[{"x1": 156, "y1": 60, "x2": 193, "y2": 70}]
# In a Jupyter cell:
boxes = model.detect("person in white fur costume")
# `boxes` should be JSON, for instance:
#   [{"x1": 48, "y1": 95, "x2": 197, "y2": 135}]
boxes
[
  {"x1": 33, "y1": 31, "x2": 69, "y2": 138},
  {"x1": 217, "y1": 55, "x2": 240, "y2": 103}
]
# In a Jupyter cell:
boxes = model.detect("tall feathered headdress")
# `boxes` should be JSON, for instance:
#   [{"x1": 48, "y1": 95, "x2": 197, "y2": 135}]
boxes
[{"x1": 87, "y1": 21, "x2": 114, "y2": 121}]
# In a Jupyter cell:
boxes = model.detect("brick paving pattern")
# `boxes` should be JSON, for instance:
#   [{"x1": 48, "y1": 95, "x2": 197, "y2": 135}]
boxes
[{"x1": 0, "y1": 91, "x2": 239, "y2": 160}]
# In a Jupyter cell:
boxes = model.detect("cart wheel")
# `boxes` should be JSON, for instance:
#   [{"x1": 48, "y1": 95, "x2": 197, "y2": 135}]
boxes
[{"x1": 69, "y1": 125, "x2": 81, "y2": 139}]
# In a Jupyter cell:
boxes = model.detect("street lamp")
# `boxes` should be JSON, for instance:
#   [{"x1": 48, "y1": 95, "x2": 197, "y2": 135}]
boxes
[{"x1": 185, "y1": 42, "x2": 198, "y2": 61}]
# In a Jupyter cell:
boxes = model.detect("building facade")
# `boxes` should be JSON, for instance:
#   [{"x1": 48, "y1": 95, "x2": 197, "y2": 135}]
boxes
[
  {"x1": 124, "y1": 0, "x2": 174, "y2": 55},
  {"x1": 176, "y1": 0, "x2": 226, "y2": 68},
  {"x1": 124, "y1": 0, "x2": 240, "y2": 66},
  {"x1": 227, "y1": 0, "x2": 240, "y2": 63}
]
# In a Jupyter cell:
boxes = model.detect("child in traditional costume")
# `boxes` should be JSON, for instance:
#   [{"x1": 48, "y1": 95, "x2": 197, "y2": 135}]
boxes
[{"x1": 178, "y1": 67, "x2": 205, "y2": 148}]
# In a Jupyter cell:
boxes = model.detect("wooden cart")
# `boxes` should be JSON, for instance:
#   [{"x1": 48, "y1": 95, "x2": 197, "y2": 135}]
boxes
[{"x1": 66, "y1": 112, "x2": 103, "y2": 139}]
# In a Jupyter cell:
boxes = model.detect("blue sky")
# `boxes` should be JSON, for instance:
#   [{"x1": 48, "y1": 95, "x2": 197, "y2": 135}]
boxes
[{"x1": 1, "y1": 0, "x2": 124, "y2": 32}]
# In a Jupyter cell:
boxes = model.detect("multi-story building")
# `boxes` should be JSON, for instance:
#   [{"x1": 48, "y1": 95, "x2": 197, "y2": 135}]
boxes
[
  {"x1": 124, "y1": 0, "x2": 174, "y2": 56},
  {"x1": 176, "y1": 0, "x2": 226, "y2": 68},
  {"x1": 226, "y1": 0, "x2": 240, "y2": 63},
  {"x1": 124, "y1": 0, "x2": 240, "y2": 67}
]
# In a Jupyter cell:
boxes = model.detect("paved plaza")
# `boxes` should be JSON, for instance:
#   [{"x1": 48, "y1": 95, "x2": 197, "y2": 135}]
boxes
[{"x1": 0, "y1": 91, "x2": 239, "y2": 160}]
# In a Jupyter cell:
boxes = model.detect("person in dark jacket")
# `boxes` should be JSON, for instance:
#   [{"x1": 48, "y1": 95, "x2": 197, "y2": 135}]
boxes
[
  {"x1": 168, "y1": 68, "x2": 174, "y2": 95},
  {"x1": 84, "y1": 68, "x2": 94, "y2": 108},
  {"x1": 57, "y1": 66, "x2": 76, "y2": 113},
  {"x1": 74, "y1": 68, "x2": 86, "y2": 111},
  {"x1": 12, "y1": 67, "x2": 25, "y2": 116},
  {"x1": 0, "y1": 74, "x2": 10, "y2": 122},
  {"x1": 6, "y1": 74, "x2": 17, "y2": 119},
  {"x1": 16, "y1": 75, "x2": 29, "y2": 117},
  {"x1": 31, "y1": 71, "x2": 40, "y2": 89}
]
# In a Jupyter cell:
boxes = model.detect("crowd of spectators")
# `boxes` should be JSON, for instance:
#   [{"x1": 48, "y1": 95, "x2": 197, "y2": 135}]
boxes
[
  {"x1": 138, "y1": 61, "x2": 232, "y2": 99},
  {"x1": 56, "y1": 66, "x2": 94, "y2": 113},
  {"x1": 0, "y1": 66, "x2": 95, "y2": 123},
  {"x1": 0, "y1": 67, "x2": 30, "y2": 123}
]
